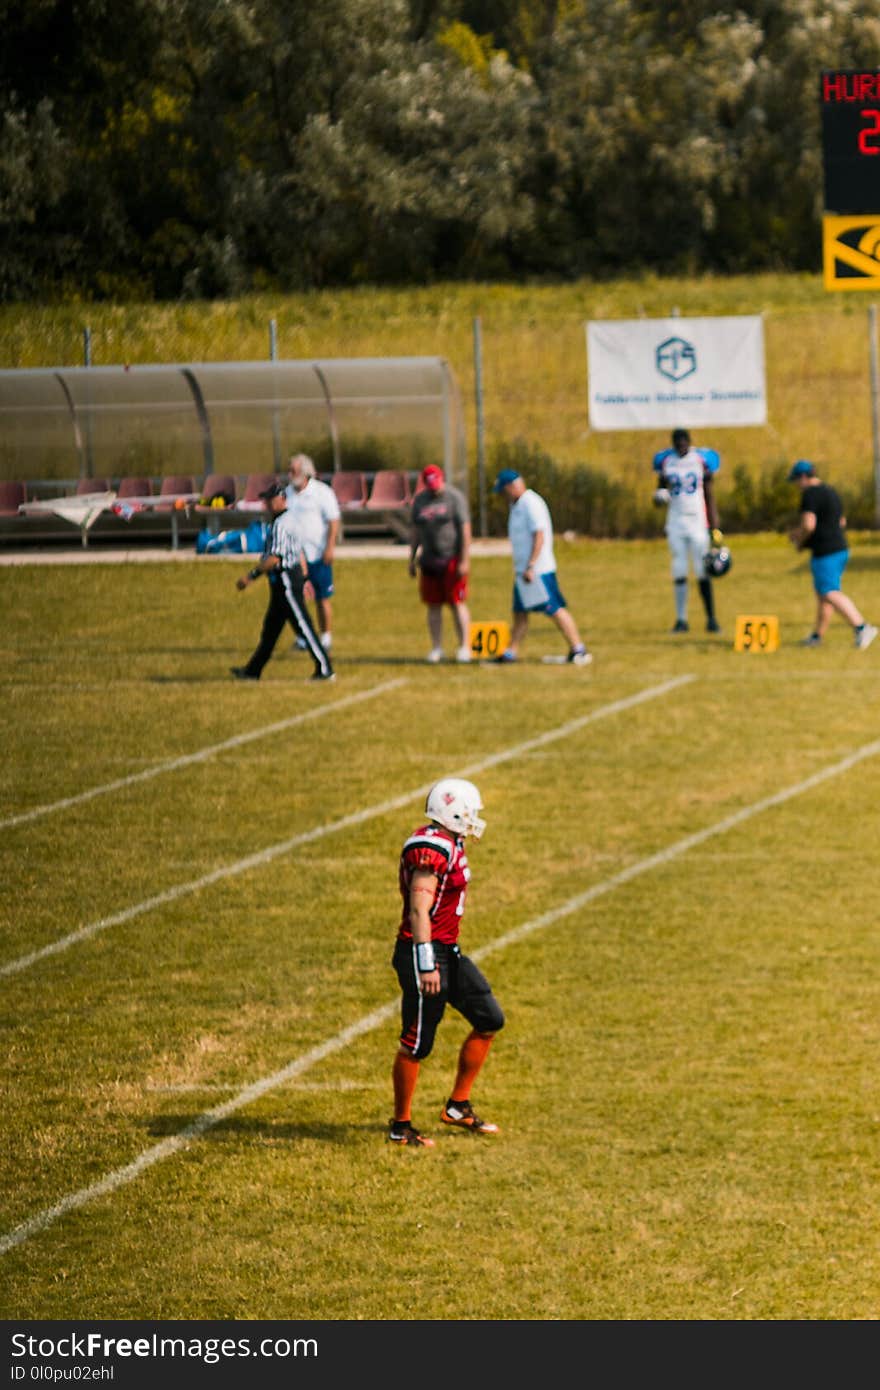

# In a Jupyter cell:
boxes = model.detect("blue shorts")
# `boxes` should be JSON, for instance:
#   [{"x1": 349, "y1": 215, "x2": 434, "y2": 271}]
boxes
[
  {"x1": 810, "y1": 549, "x2": 848, "y2": 596},
  {"x1": 306, "y1": 560, "x2": 334, "y2": 599},
  {"x1": 512, "y1": 571, "x2": 567, "y2": 615}
]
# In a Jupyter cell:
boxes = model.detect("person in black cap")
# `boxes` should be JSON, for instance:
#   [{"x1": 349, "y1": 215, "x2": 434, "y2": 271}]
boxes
[
  {"x1": 231, "y1": 481, "x2": 335, "y2": 681},
  {"x1": 788, "y1": 460, "x2": 877, "y2": 650}
]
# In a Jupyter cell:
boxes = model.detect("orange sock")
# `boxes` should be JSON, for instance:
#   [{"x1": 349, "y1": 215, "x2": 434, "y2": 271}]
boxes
[
  {"x1": 392, "y1": 1051, "x2": 420, "y2": 1122},
  {"x1": 450, "y1": 1030, "x2": 494, "y2": 1103}
]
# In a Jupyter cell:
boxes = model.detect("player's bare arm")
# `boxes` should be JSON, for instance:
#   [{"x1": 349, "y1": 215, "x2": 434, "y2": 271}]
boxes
[
  {"x1": 236, "y1": 554, "x2": 279, "y2": 590},
  {"x1": 522, "y1": 529, "x2": 544, "y2": 578},
  {"x1": 703, "y1": 469, "x2": 720, "y2": 530},
  {"x1": 410, "y1": 866, "x2": 440, "y2": 996},
  {"x1": 790, "y1": 511, "x2": 816, "y2": 550},
  {"x1": 459, "y1": 520, "x2": 472, "y2": 576}
]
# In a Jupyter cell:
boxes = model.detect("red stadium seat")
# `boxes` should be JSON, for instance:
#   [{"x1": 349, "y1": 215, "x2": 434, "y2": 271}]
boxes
[
  {"x1": 331, "y1": 471, "x2": 369, "y2": 509},
  {"x1": 239, "y1": 472, "x2": 279, "y2": 504},
  {"x1": 117, "y1": 476, "x2": 154, "y2": 498},
  {"x1": 365, "y1": 469, "x2": 412, "y2": 510},
  {"x1": 0, "y1": 480, "x2": 26, "y2": 515},
  {"x1": 156, "y1": 475, "x2": 197, "y2": 510},
  {"x1": 195, "y1": 472, "x2": 238, "y2": 516}
]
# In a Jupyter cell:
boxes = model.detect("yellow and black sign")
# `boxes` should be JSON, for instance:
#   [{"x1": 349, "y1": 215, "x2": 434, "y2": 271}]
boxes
[
  {"x1": 733, "y1": 614, "x2": 780, "y2": 653},
  {"x1": 823, "y1": 214, "x2": 880, "y2": 290},
  {"x1": 469, "y1": 620, "x2": 510, "y2": 660}
]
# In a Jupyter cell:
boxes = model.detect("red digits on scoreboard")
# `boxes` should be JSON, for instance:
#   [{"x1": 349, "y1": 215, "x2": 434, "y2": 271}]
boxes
[{"x1": 858, "y1": 110, "x2": 880, "y2": 155}]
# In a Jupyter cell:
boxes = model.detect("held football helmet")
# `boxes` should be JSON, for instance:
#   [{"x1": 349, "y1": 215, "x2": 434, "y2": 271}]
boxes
[
  {"x1": 425, "y1": 778, "x2": 486, "y2": 840},
  {"x1": 704, "y1": 545, "x2": 732, "y2": 578}
]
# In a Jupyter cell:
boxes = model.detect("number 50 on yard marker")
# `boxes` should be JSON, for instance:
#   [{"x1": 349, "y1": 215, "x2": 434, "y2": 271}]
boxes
[{"x1": 734, "y1": 614, "x2": 780, "y2": 652}]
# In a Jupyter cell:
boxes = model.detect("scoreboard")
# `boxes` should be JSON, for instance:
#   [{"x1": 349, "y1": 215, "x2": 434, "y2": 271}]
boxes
[{"x1": 821, "y1": 70, "x2": 880, "y2": 213}]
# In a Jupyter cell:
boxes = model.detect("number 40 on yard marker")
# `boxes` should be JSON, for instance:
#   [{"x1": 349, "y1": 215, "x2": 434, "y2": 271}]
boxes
[
  {"x1": 734, "y1": 614, "x2": 780, "y2": 652},
  {"x1": 469, "y1": 621, "x2": 510, "y2": 660}
]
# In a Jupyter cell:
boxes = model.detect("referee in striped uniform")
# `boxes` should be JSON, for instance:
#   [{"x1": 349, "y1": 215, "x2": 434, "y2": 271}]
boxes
[{"x1": 232, "y1": 482, "x2": 335, "y2": 682}]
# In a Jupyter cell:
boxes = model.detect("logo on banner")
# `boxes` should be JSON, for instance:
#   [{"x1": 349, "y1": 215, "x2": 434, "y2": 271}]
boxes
[
  {"x1": 823, "y1": 215, "x2": 880, "y2": 290},
  {"x1": 586, "y1": 315, "x2": 766, "y2": 429},
  {"x1": 655, "y1": 336, "x2": 697, "y2": 381}
]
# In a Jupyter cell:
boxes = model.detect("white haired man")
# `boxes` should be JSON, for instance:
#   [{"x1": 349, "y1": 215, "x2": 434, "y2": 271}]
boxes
[{"x1": 285, "y1": 453, "x2": 341, "y2": 652}]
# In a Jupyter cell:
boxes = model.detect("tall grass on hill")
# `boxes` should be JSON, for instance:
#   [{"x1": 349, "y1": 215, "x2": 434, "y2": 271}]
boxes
[{"x1": 2, "y1": 273, "x2": 878, "y2": 533}]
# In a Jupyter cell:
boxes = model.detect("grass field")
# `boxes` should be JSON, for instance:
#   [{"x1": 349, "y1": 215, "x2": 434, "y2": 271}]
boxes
[{"x1": 3, "y1": 533, "x2": 880, "y2": 1323}]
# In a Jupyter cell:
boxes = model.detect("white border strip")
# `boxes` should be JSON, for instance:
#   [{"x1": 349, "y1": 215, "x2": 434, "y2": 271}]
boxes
[
  {"x1": 1, "y1": 678, "x2": 409, "y2": 831},
  {"x1": 1, "y1": 675, "x2": 692, "y2": 977},
  {"x1": 4, "y1": 724, "x2": 879, "y2": 1257}
]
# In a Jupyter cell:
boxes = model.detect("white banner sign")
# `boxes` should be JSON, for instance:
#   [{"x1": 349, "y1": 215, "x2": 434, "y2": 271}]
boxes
[{"x1": 586, "y1": 315, "x2": 767, "y2": 430}]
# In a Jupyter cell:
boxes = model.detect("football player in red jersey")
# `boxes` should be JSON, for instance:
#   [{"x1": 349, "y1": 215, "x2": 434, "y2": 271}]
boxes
[{"x1": 388, "y1": 777, "x2": 504, "y2": 1147}]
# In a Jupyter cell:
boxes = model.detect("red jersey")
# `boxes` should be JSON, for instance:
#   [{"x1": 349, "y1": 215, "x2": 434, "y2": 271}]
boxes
[{"x1": 397, "y1": 823, "x2": 471, "y2": 945}]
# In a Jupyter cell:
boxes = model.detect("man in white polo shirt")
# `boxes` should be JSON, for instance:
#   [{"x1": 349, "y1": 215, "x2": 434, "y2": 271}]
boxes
[
  {"x1": 285, "y1": 452, "x2": 341, "y2": 651},
  {"x1": 492, "y1": 468, "x2": 591, "y2": 666}
]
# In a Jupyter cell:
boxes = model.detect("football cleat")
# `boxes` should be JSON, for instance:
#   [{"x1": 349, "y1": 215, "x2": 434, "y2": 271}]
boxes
[
  {"x1": 387, "y1": 1121, "x2": 435, "y2": 1148},
  {"x1": 441, "y1": 1099, "x2": 499, "y2": 1134}
]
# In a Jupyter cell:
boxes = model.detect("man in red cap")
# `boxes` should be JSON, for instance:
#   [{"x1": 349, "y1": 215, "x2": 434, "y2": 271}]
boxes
[{"x1": 409, "y1": 465, "x2": 473, "y2": 663}]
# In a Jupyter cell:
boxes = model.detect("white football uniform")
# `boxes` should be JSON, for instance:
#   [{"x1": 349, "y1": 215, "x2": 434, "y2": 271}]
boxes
[{"x1": 653, "y1": 446, "x2": 717, "y2": 580}]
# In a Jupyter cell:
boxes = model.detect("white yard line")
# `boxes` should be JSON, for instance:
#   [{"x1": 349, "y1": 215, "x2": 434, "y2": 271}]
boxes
[
  {"x1": 4, "y1": 721, "x2": 879, "y2": 1257},
  {"x1": 1, "y1": 675, "x2": 691, "y2": 980},
  {"x1": 1, "y1": 678, "x2": 408, "y2": 832}
]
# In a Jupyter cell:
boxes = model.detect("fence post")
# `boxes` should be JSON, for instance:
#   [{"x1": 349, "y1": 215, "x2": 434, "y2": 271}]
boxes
[
  {"x1": 870, "y1": 305, "x2": 880, "y2": 527},
  {"x1": 82, "y1": 326, "x2": 94, "y2": 479},
  {"x1": 269, "y1": 318, "x2": 281, "y2": 473},
  {"x1": 473, "y1": 316, "x2": 487, "y2": 537}
]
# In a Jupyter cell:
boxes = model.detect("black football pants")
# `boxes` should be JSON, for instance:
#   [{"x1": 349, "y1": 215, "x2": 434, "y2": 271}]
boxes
[{"x1": 243, "y1": 569, "x2": 332, "y2": 679}]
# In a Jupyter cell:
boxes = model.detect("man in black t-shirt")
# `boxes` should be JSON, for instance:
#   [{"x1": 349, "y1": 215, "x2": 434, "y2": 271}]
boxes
[
  {"x1": 788, "y1": 460, "x2": 877, "y2": 650},
  {"x1": 409, "y1": 465, "x2": 473, "y2": 664}
]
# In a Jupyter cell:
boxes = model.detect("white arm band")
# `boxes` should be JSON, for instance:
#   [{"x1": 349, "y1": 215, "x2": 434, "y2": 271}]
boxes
[{"x1": 415, "y1": 941, "x2": 437, "y2": 972}]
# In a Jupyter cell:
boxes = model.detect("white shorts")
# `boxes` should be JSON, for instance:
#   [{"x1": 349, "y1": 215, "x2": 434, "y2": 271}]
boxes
[{"x1": 667, "y1": 523, "x2": 709, "y2": 580}]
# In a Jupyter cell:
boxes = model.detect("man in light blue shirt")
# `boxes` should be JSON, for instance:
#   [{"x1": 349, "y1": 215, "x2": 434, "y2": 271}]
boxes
[{"x1": 492, "y1": 468, "x2": 591, "y2": 666}]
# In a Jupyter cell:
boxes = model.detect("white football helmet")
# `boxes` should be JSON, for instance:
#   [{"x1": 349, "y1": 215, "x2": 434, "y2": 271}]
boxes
[{"x1": 425, "y1": 778, "x2": 486, "y2": 839}]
